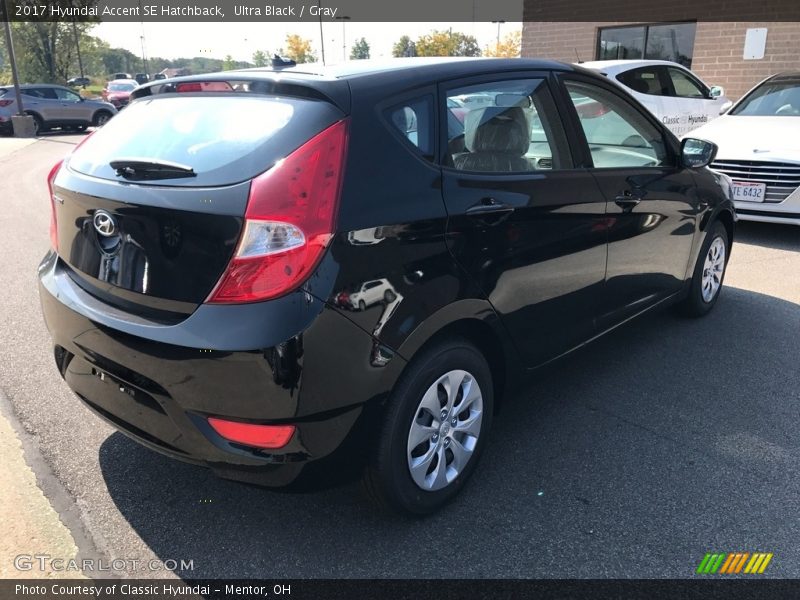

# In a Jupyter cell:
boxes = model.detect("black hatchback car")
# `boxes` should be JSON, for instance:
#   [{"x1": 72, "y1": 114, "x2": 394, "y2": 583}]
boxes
[{"x1": 39, "y1": 58, "x2": 735, "y2": 514}]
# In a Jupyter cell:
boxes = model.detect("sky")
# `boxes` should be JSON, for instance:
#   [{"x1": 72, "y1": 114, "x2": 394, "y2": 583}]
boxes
[{"x1": 93, "y1": 21, "x2": 522, "y2": 65}]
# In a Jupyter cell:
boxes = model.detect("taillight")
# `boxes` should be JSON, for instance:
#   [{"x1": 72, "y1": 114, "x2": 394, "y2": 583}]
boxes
[
  {"x1": 207, "y1": 417, "x2": 295, "y2": 449},
  {"x1": 47, "y1": 159, "x2": 64, "y2": 251},
  {"x1": 0, "y1": 99, "x2": 13, "y2": 107},
  {"x1": 207, "y1": 119, "x2": 349, "y2": 304}
]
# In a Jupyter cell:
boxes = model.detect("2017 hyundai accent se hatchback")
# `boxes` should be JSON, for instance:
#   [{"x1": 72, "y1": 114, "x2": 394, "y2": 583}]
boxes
[{"x1": 38, "y1": 58, "x2": 735, "y2": 514}]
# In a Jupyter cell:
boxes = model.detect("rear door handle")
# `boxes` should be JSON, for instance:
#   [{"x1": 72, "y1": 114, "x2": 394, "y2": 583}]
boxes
[
  {"x1": 614, "y1": 190, "x2": 642, "y2": 210},
  {"x1": 465, "y1": 197, "x2": 515, "y2": 217}
]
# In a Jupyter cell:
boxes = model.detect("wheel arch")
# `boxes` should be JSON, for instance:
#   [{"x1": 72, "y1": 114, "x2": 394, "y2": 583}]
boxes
[{"x1": 387, "y1": 299, "x2": 520, "y2": 411}]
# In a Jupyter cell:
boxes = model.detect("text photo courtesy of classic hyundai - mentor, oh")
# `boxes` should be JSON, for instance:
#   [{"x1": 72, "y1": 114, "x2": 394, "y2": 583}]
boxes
[{"x1": 38, "y1": 58, "x2": 736, "y2": 514}]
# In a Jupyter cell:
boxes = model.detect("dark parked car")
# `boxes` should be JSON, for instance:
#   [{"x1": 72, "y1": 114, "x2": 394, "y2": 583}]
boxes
[
  {"x1": 134, "y1": 73, "x2": 150, "y2": 85},
  {"x1": 39, "y1": 58, "x2": 735, "y2": 514},
  {"x1": 67, "y1": 76, "x2": 91, "y2": 88}
]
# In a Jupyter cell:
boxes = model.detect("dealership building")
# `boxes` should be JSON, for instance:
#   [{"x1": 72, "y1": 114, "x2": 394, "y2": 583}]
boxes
[{"x1": 522, "y1": 15, "x2": 800, "y2": 101}]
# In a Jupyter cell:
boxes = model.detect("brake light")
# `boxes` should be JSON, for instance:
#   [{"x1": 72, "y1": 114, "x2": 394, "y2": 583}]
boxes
[
  {"x1": 207, "y1": 119, "x2": 349, "y2": 304},
  {"x1": 0, "y1": 99, "x2": 13, "y2": 107},
  {"x1": 176, "y1": 81, "x2": 233, "y2": 93},
  {"x1": 207, "y1": 417, "x2": 295, "y2": 449},
  {"x1": 47, "y1": 159, "x2": 64, "y2": 251}
]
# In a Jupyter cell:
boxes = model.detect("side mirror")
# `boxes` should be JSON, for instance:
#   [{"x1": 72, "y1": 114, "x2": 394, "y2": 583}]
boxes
[
  {"x1": 719, "y1": 100, "x2": 733, "y2": 115},
  {"x1": 681, "y1": 138, "x2": 718, "y2": 169},
  {"x1": 709, "y1": 85, "x2": 724, "y2": 99}
]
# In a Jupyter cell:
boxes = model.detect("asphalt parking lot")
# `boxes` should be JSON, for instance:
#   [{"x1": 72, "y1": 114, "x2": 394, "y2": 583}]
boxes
[{"x1": 1, "y1": 132, "x2": 799, "y2": 579}]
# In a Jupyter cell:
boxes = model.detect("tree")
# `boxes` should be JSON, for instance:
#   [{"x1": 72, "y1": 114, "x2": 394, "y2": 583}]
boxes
[
  {"x1": 252, "y1": 50, "x2": 268, "y2": 67},
  {"x1": 415, "y1": 30, "x2": 480, "y2": 57},
  {"x1": 350, "y1": 38, "x2": 370, "y2": 60},
  {"x1": 9, "y1": 21, "x2": 96, "y2": 83},
  {"x1": 483, "y1": 31, "x2": 522, "y2": 58},
  {"x1": 284, "y1": 34, "x2": 316, "y2": 64},
  {"x1": 392, "y1": 35, "x2": 416, "y2": 58},
  {"x1": 222, "y1": 55, "x2": 235, "y2": 71}
]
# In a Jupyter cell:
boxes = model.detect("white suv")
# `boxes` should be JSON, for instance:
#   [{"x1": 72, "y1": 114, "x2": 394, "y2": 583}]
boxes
[{"x1": 579, "y1": 60, "x2": 731, "y2": 137}]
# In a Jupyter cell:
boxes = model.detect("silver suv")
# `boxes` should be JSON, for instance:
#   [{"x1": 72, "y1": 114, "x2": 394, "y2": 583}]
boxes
[{"x1": 0, "y1": 84, "x2": 117, "y2": 135}]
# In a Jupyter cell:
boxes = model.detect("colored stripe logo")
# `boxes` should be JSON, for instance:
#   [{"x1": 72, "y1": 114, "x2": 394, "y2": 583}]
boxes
[{"x1": 697, "y1": 552, "x2": 773, "y2": 574}]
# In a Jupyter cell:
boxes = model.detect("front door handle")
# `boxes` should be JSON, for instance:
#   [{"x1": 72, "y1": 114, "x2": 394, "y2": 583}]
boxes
[
  {"x1": 466, "y1": 197, "x2": 515, "y2": 217},
  {"x1": 614, "y1": 190, "x2": 642, "y2": 210}
]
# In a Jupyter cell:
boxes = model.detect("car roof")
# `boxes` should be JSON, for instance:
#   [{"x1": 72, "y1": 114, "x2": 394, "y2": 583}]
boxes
[
  {"x1": 767, "y1": 72, "x2": 800, "y2": 83},
  {"x1": 132, "y1": 57, "x2": 597, "y2": 115},
  {"x1": 228, "y1": 57, "x2": 572, "y2": 80},
  {"x1": 579, "y1": 59, "x2": 688, "y2": 74}
]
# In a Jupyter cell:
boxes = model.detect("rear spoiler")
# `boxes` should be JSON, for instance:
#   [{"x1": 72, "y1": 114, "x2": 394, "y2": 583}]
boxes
[{"x1": 131, "y1": 72, "x2": 351, "y2": 113}]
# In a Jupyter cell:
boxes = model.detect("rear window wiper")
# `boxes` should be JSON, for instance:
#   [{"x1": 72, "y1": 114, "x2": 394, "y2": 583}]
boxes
[{"x1": 109, "y1": 158, "x2": 197, "y2": 180}]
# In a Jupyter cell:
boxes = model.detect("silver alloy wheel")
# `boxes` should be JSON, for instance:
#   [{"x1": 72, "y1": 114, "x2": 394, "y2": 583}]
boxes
[
  {"x1": 406, "y1": 369, "x2": 483, "y2": 492},
  {"x1": 96, "y1": 113, "x2": 110, "y2": 127},
  {"x1": 701, "y1": 236, "x2": 726, "y2": 303}
]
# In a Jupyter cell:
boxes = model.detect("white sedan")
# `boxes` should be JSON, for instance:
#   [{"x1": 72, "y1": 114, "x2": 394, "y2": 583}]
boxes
[
  {"x1": 688, "y1": 72, "x2": 800, "y2": 226},
  {"x1": 579, "y1": 60, "x2": 731, "y2": 137}
]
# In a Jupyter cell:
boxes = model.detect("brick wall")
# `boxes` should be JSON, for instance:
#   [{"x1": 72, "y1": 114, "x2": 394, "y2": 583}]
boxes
[{"x1": 522, "y1": 21, "x2": 800, "y2": 100}]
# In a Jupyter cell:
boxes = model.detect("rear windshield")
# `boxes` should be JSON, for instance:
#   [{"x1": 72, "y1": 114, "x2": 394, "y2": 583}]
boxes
[
  {"x1": 108, "y1": 82, "x2": 136, "y2": 92},
  {"x1": 0, "y1": 89, "x2": 7, "y2": 97},
  {"x1": 69, "y1": 94, "x2": 343, "y2": 186}
]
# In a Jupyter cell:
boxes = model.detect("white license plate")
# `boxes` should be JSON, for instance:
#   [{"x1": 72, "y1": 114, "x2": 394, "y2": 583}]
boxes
[{"x1": 732, "y1": 181, "x2": 766, "y2": 202}]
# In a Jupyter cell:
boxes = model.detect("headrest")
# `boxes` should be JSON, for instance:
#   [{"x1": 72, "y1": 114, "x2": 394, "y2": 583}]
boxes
[{"x1": 464, "y1": 107, "x2": 529, "y2": 155}]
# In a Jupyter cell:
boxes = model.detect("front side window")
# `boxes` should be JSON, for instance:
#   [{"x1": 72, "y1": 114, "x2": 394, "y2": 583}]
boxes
[
  {"x1": 598, "y1": 23, "x2": 697, "y2": 68},
  {"x1": 445, "y1": 78, "x2": 570, "y2": 173},
  {"x1": 54, "y1": 88, "x2": 82, "y2": 102},
  {"x1": 668, "y1": 68, "x2": 706, "y2": 98},
  {"x1": 565, "y1": 80, "x2": 671, "y2": 169}
]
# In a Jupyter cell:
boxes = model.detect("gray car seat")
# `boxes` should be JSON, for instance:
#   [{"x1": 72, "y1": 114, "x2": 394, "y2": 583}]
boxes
[{"x1": 454, "y1": 107, "x2": 531, "y2": 172}]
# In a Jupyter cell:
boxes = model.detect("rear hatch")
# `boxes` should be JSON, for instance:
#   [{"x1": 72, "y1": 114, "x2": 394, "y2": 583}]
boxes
[{"x1": 55, "y1": 84, "x2": 346, "y2": 321}]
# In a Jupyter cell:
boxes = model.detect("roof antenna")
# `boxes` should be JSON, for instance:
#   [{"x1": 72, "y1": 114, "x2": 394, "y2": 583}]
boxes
[{"x1": 574, "y1": 48, "x2": 583, "y2": 64}]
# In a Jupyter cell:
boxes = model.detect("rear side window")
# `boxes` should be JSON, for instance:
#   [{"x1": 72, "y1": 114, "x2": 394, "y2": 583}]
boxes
[
  {"x1": 445, "y1": 78, "x2": 571, "y2": 173},
  {"x1": 385, "y1": 95, "x2": 434, "y2": 161},
  {"x1": 617, "y1": 67, "x2": 668, "y2": 96},
  {"x1": 0, "y1": 89, "x2": 7, "y2": 97},
  {"x1": 69, "y1": 95, "x2": 344, "y2": 187}
]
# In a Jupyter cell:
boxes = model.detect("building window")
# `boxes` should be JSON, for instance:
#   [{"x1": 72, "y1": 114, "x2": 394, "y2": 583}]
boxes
[{"x1": 597, "y1": 23, "x2": 697, "y2": 68}]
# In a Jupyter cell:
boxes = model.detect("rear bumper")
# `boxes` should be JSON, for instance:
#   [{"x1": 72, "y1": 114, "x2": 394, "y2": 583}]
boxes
[{"x1": 38, "y1": 252, "x2": 402, "y2": 487}]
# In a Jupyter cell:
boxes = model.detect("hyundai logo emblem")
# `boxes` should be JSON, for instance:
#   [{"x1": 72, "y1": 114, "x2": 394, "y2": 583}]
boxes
[{"x1": 93, "y1": 210, "x2": 117, "y2": 237}]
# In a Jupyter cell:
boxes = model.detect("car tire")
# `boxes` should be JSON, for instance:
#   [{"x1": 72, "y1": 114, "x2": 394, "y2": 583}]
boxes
[
  {"x1": 358, "y1": 300, "x2": 366, "y2": 311},
  {"x1": 677, "y1": 220, "x2": 729, "y2": 318},
  {"x1": 75, "y1": 124, "x2": 88, "y2": 132},
  {"x1": 363, "y1": 337, "x2": 493, "y2": 515},
  {"x1": 93, "y1": 111, "x2": 112, "y2": 127},
  {"x1": 384, "y1": 289, "x2": 397, "y2": 303}
]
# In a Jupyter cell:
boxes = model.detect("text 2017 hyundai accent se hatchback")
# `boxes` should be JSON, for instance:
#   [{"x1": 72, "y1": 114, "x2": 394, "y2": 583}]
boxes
[{"x1": 38, "y1": 58, "x2": 735, "y2": 514}]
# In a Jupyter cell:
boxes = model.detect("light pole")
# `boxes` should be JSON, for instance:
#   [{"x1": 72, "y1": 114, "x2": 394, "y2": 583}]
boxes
[
  {"x1": 317, "y1": 1, "x2": 326, "y2": 64},
  {"x1": 2, "y1": 3, "x2": 24, "y2": 115},
  {"x1": 139, "y1": 35, "x2": 149, "y2": 76},
  {"x1": 492, "y1": 20, "x2": 505, "y2": 48},
  {"x1": 335, "y1": 15, "x2": 350, "y2": 61}
]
